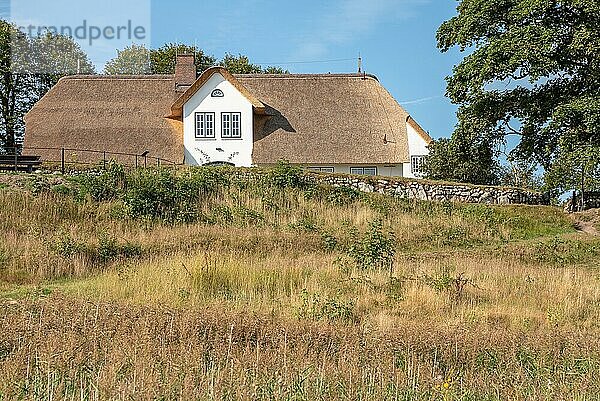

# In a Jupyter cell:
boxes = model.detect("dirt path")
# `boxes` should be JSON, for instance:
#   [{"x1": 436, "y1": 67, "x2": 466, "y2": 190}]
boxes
[{"x1": 572, "y1": 209, "x2": 600, "y2": 236}]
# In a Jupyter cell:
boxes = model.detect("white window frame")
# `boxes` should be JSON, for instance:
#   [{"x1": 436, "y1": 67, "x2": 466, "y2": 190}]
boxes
[
  {"x1": 195, "y1": 112, "x2": 215, "y2": 139},
  {"x1": 411, "y1": 155, "x2": 426, "y2": 176},
  {"x1": 221, "y1": 112, "x2": 241, "y2": 139},
  {"x1": 350, "y1": 167, "x2": 378, "y2": 176},
  {"x1": 308, "y1": 166, "x2": 334, "y2": 173}
]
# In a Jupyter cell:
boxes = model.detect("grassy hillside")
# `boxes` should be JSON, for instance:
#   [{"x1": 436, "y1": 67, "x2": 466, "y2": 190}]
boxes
[{"x1": 1, "y1": 165, "x2": 599, "y2": 400}]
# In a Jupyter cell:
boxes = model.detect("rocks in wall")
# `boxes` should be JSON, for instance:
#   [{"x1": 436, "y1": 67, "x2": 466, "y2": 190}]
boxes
[
  {"x1": 226, "y1": 169, "x2": 548, "y2": 206},
  {"x1": 315, "y1": 174, "x2": 548, "y2": 206}
]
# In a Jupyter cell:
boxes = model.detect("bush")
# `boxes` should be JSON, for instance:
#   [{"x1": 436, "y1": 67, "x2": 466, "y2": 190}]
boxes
[
  {"x1": 296, "y1": 289, "x2": 356, "y2": 323},
  {"x1": 77, "y1": 163, "x2": 126, "y2": 202},
  {"x1": 268, "y1": 160, "x2": 306, "y2": 189},
  {"x1": 347, "y1": 219, "x2": 396, "y2": 272},
  {"x1": 123, "y1": 168, "x2": 227, "y2": 223},
  {"x1": 96, "y1": 233, "x2": 141, "y2": 264}
]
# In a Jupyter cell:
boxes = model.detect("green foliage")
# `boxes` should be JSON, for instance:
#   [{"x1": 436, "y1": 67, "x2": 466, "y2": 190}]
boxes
[
  {"x1": 268, "y1": 160, "x2": 306, "y2": 189},
  {"x1": 531, "y1": 237, "x2": 600, "y2": 266},
  {"x1": 51, "y1": 232, "x2": 86, "y2": 258},
  {"x1": 149, "y1": 43, "x2": 215, "y2": 75},
  {"x1": 96, "y1": 233, "x2": 141, "y2": 264},
  {"x1": 438, "y1": 0, "x2": 600, "y2": 188},
  {"x1": 423, "y1": 137, "x2": 499, "y2": 185},
  {"x1": 545, "y1": 139, "x2": 600, "y2": 193},
  {"x1": 104, "y1": 44, "x2": 151, "y2": 75},
  {"x1": 0, "y1": 22, "x2": 94, "y2": 151},
  {"x1": 123, "y1": 168, "x2": 226, "y2": 223},
  {"x1": 296, "y1": 289, "x2": 356, "y2": 323},
  {"x1": 347, "y1": 219, "x2": 396, "y2": 272},
  {"x1": 219, "y1": 53, "x2": 288, "y2": 74},
  {"x1": 26, "y1": 175, "x2": 51, "y2": 196},
  {"x1": 420, "y1": 268, "x2": 477, "y2": 301},
  {"x1": 77, "y1": 163, "x2": 126, "y2": 202}
]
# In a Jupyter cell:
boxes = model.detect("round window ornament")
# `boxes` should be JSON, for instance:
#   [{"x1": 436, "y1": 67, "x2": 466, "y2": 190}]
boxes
[{"x1": 211, "y1": 89, "x2": 224, "y2": 97}]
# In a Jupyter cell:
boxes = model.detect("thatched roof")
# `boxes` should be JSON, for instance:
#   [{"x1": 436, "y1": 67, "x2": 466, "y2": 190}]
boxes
[
  {"x1": 25, "y1": 70, "x2": 430, "y2": 166},
  {"x1": 24, "y1": 75, "x2": 183, "y2": 164},
  {"x1": 235, "y1": 73, "x2": 424, "y2": 164}
]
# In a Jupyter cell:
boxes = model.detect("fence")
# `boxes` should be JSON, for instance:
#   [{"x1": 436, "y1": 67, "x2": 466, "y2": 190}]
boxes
[{"x1": 1, "y1": 146, "x2": 181, "y2": 174}]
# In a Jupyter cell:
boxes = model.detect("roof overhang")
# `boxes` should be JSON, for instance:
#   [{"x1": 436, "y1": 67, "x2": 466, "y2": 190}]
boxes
[{"x1": 166, "y1": 66, "x2": 266, "y2": 120}]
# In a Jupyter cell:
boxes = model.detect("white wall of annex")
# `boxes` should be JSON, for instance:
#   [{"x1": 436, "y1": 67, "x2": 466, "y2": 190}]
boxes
[{"x1": 404, "y1": 121, "x2": 430, "y2": 178}]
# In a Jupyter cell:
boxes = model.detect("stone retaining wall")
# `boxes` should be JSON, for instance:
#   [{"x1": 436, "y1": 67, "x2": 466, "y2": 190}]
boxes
[
  {"x1": 313, "y1": 175, "x2": 548, "y2": 205},
  {"x1": 231, "y1": 170, "x2": 549, "y2": 206}
]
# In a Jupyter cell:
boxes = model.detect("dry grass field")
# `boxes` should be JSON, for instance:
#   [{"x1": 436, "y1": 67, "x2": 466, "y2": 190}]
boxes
[{"x1": 0, "y1": 164, "x2": 599, "y2": 400}]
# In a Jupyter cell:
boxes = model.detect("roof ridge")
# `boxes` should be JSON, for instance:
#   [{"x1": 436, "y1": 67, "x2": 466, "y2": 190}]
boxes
[
  {"x1": 235, "y1": 73, "x2": 379, "y2": 81},
  {"x1": 61, "y1": 74, "x2": 174, "y2": 80}
]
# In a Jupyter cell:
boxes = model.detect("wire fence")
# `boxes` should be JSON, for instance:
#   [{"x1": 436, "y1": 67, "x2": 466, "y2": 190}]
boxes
[{"x1": 0, "y1": 146, "x2": 181, "y2": 173}]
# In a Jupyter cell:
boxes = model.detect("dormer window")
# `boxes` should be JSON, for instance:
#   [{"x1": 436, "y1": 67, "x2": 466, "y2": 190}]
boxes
[
  {"x1": 221, "y1": 112, "x2": 241, "y2": 139},
  {"x1": 211, "y1": 89, "x2": 224, "y2": 97}
]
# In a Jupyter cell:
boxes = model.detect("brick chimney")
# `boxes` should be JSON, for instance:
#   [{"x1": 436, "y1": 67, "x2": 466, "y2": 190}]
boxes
[{"x1": 175, "y1": 54, "x2": 196, "y2": 92}]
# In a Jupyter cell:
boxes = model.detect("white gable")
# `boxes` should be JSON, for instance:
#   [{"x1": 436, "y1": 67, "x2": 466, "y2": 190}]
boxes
[
  {"x1": 403, "y1": 120, "x2": 430, "y2": 178},
  {"x1": 183, "y1": 72, "x2": 254, "y2": 166}
]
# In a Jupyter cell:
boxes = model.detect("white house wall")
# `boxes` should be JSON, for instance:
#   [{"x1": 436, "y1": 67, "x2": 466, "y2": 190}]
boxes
[
  {"x1": 183, "y1": 73, "x2": 254, "y2": 167},
  {"x1": 279, "y1": 164, "x2": 404, "y2": 178},
  {"x1": 404, "y1": 121, "x2": 430, "y2": 178}
]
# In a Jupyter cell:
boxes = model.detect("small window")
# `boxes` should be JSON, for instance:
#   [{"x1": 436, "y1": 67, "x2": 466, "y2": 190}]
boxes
[
  {"x1": 195, "y1": 112, "x2": 215, "y2": 139},
  {"x1": 211, "y1": 89, "x2": 224, "y2": 97},
  {"x1": 350, "y1": 167, "x2": 378, "y2": 176},
  {"x1": 222, "y1": 112, "x2": 241, "y2": 139},
  {"x1": 411, "y1": 155, "x2": 425, "y2": 176},
  {"x1": 308, "y1": 166, "x2": 334, "y2": 173}
]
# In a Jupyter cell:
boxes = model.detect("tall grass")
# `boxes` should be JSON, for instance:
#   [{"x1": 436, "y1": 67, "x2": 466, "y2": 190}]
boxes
[{"x1": 0, "y1": 166, "x2": 598, "y2": 400}]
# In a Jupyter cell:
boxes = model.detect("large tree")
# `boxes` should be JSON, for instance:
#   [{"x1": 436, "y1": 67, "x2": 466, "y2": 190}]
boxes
[
  {"x1": 0, "y1": 22, "x2": 94, "y2": 152},
  {"x1": 150, "y1": 44, "x2": 215, "y2": 75},
  {"x1": 219, "y1": 53, "x2": 287, "y2": 74},
  {"x1": 104, "y1": 44, "x2": 151, "y2": 75},
  {"x1": 106, "y1": 44, "x2": 289, "y2": 76},
  {"x1": 436, "y1": 0, "x2": 600, "y2": 186}
]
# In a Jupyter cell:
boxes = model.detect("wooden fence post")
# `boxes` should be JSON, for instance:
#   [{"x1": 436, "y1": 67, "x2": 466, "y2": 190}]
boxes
[
  {"x1": 14, "y1": 149, "x2": 17, "y2": 172},
  {"x1": 61, "y1": 148, "x2": 65, "y2": 174},
  {"x1": 103, "y1": 151, "x2": 107, "y2": 169}
]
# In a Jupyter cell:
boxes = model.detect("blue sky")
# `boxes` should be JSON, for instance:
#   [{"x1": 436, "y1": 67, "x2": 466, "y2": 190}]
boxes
[
  {"x1": 150, "y1": 0, "x2": 463, "y2": 140},
  {"x1": 4, "y1": 0, "x2": 463, "y2": 140}
]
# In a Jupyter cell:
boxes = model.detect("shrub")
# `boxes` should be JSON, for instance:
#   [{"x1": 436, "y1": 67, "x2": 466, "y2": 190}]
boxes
[
  {"x1": 96, "y1": 233, "x2": 142, "y2": 264},
  {"x1": 296, "y1": 289, "x2": 356, "y2": 323},
  {"x1": 268, "y1": 160, "x2": 306, "y2": 189},
  {"x1": 347, "y1": 219, "x2": 396, "y2": 272},
  {"x1": 77, "y1": 163, "x2": 126, "y2": 202},
  {"x1": 50, "y1": 232, "x2": 86, "y2": 258}
]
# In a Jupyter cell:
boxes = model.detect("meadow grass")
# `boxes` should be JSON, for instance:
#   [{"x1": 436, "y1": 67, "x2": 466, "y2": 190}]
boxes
[{"x1": 0, "y1": 166, "x2": 598, "y2": 400}]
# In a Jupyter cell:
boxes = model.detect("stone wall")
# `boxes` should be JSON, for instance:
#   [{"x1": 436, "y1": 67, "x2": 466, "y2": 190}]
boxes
[{"x1": 308, "y1": 174, "x2": 549, "y2": 206}]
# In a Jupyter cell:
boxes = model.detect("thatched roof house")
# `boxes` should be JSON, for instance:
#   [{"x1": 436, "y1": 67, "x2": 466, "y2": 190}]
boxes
[{"x1": 24, "y1": 55, "x2": 432, "y2": 177}]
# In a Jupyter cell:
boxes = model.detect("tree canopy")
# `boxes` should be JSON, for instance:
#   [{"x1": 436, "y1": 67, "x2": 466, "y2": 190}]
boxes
[
  {"x1": 0, "y1": 21, "x2": 94, "y2": 152},
  {"x1": 104, "y1": 44, "x2": 152, "y2": 75},
  {"x1": 104, "y1": 45, "x2": 288, "y2": 75},
  {"x1": 433, "y1": 0, "x2": 600, "y2": 189}
]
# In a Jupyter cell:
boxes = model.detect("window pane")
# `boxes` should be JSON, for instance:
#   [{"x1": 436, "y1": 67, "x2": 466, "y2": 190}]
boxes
[
  {"x1": 232, "y1": 113, "x2": 241, "y2": 138},
  {"x1": 364, "y1": 168, "x2": 377, "y2": 176},
  {"x1": 350, "y1": 168, "x2": 363, "y2": 175},
  {"x1": 321, "y1": 167, "x2": 334, "y2": 173}
]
